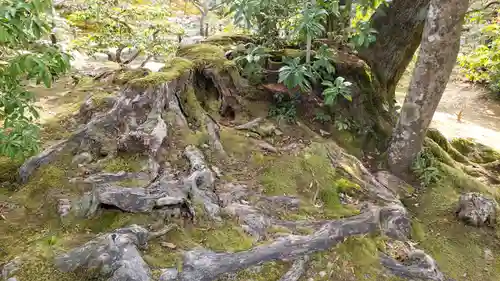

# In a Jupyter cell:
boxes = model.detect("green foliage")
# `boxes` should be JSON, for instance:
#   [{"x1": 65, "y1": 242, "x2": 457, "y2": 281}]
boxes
[
  {"x1": 296, "y1": 4, "x2": 328, "y2": 39},
  {"x1": 234, "y1": 45, "x2": 270, "y2": 83},
  {"x1": 0, "y1": 0, "x2": 71, "y2": 158},
  {"x1": 314, "y1": 109, "x2": 332, "y2": 123},
  {"x1": 278, "y1": 57, "x2": 313, "y2": 91},
  {"x1": 68, "y1": 0, "x2": 179, "y2": 62},
  {"x1": 458, "y1": 14, "x2": 500, "y2": 95},
  {"x1": 269, "y1": 93, "x2": 297, "y2": 123},
  {"x1": 412, "y1": 149, "x2": 442, "y2": 187},
  {"x1": 350, "y1": 21, "x2": 378, "y2": 48},
  {"x1": 311, "y1": 44, "x2": 336, "y2": 78},
  {"x1": 322, "y1": 76, "x2": 353, "y2": 105}
]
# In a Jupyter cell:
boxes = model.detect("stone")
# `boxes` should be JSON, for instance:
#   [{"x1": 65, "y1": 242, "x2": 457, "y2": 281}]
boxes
[
  {"x1": 456, "y1": 192, "x2": 497, "y2": 227},
  {"x1": 57, "y1": 198, "x2": 71, "y2": 218},
  {"x1": 159, "y1": 268, "x2": 178, "y2": 281},
  {"x1": 156, "y1": 196, "x2": 185, "y2": 206},
  {"x1": 485, "y1": 248, "x2": 494, "y2": 264},
  {"x1": 55, "y1": 225, "x2": 151, "y2": 281},
  {"x1": 2, "y1": 257, "x2": 21, "y2": 280},
  {"x1": 71, "y1": 152, "x2": 93, "y2": 165}
]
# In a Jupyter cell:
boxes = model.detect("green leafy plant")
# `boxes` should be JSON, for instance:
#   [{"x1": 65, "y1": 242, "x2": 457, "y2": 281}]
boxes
[
  {"x1": 234, "y1": 45, "x2": 270, "y2": 83},
  {"x1": 0, "y1": 0, "x2": 71, "y2": 158},
  {"x1": 314, "y1": 109, "x2": 332, "y2": 123},
  {"x1": 278, "y1": 57, "x2": 313, "y2": 91},
  {"x1": 311, "y1": 44, "x2": 336, "y2": 79},
  {"x1": 412, "y1": 149, "x2": 442, "y2": 187},
  {"x1": 269, "y1": 93, "x2": 297, "y2": 123},
  {"x1": 334, "y1": 118, "x2": 352, "y2": 131},
  {"x1": 350, "y1": 21, "x2": 378, "y2": 48},
  {"x1": 321, "y1": 77, "x2": 353, "y2": 105}
]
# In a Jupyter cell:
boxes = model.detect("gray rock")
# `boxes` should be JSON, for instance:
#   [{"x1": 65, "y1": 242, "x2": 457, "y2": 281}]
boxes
[
  {"x1": 55, "y1": 225, "x2": 151, "y2": 281},
  {"x1": 57, "y1": 198, "x2": 71, "y2": 218},
  {"x1": 6, "y1": 277, "x2": 18, "y2": 281},
  {"x1": 71, "y1": 152, "x2": 92, "y2": 166},
  {"x1": 2, "y1": 257, "x2": 21, "y2": 280},
  {"x1": 94, "y1": 184, "x2": 158, "y2": 213},
  {"x1": 156, "y1": 196, "x2": 185, "y2": 206},
  {"x1": 159, "y1": 268, "x2": 179, "y2": 281},
  {"x1": 456, "y1": 192, "x2": 497, "y2": 227}
]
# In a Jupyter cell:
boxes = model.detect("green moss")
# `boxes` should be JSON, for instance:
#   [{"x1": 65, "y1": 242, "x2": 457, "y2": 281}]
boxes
[
  {"x1": 220, "y1": 128, "x2": 255, "y2": 158},
  {"x1": 409, "y1": 175, "x2": 500, "y2": 280},
  {"x1": 143, "y1": 241, "x2": 181, "y2": 269},
  {"x1": 103, "y1": 155, "x2": 143, "y2": 173},
  {"x1": 267, "y1": 225, "x2": 292, "y2": 234},
  {"x1": 233, "y1": 261, "x2": 287, "y2": 281},
  {"x1": 0, "y1": 156, "x2": 23, "y2": 182},
  {"x1": 182, "y1": 86, "x2": 206, "y2": 126},
  {"x1": 129, "y1": 57, "x2": 193, "y2": 87},
  {"x1": 113, "y1": 68, "x2": 151, "y2": 84},
  {"x1": 450, "y1": 138, "x2": 475, "y2": 154},
  {"x1": 307, "y1": 235, "x2": 387, "y2": 280},
  {"x1": 177, "y1": 44, "x2": 234, "y2": 70},
  {"x1": 259, "y1": 142, "x2": 359, "y2": 219},
  {"x1": 191, "y1": 222, "x2": 254, "y2": 252}
]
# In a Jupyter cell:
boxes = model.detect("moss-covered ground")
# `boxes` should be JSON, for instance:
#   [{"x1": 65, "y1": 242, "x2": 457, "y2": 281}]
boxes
[{"x1": 3, "y1": 53, "x2": 500, "y2": 281}]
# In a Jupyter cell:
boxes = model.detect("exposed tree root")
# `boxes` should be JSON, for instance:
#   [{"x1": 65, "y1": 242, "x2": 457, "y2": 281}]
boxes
[
  {"x1": 380, "y1": 250, "x2": 448, "y2": 281},
  {"x1": 278, "y1": 256, "x2": 309, "y2": 281},
  {"x1": 159, "y1": 205, "x2": 409, "y2": 281}
]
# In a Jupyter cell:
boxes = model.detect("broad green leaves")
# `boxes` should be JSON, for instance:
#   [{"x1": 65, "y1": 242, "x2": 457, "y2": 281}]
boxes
[
  {"x1": 321, "y1": 77, "x2": 352, "y2": 105},
  {"x1": 278, "y1": 57, "x2": 313, "y2": 91},
  {"x1": 234, "y1": 45, "x2": 271, "y2": 84},
  {"x1": 0, "y1": 0, "x2": 71, "y2": 159},
  {"x1": 296, "y1": 4, "x2": 328, "y2": 39}
]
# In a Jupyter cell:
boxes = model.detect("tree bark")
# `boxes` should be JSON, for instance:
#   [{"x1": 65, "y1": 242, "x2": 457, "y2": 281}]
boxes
[
  {"x1": 359, "y1": 0, "x2": 431, "y2": 98},
  {"x1": 387, "y1": 0, "x2": 470, "y2": 176}
]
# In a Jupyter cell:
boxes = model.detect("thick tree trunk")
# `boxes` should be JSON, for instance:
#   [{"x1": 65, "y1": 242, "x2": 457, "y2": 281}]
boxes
[
  {"x1": 359, "y1": 0, "x2": 431, "y2": 98},
  {"x1": 387, "y1": 0, "x2": 469, "y2": 176}
]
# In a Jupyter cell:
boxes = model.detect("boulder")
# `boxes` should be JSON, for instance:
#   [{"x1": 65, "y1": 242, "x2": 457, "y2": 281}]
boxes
[{"x1": 456, "y1": 192, "x2": 497, "y2": 227}]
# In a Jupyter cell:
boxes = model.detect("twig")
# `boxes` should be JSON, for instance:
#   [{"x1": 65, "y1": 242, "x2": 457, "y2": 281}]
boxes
[{"x1": 148, "y1": 224, "x2": 178, "y2": 240}]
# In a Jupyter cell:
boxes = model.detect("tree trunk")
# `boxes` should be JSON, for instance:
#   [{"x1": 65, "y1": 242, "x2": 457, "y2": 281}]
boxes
[
  {"x1": 359, "y1": 0, "x2": 431, "y2": 99},
  {"x1": 387, "y1": 0, "x2": 469, "y2": 176}
]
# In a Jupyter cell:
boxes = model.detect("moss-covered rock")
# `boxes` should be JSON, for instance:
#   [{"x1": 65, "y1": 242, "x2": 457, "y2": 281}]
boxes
[
  {"x1": 177, "y1": 44, "x2": 234, "y2": 70},
  {"x1": 129, "y1": 57, "x2": 193, "y2": 87}
]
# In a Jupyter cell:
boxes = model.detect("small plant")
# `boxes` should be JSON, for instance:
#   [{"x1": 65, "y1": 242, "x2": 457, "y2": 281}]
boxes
[
  {"x1": 334, "y1": 118, "x2": 352, "y2": 131},
  {"x1": 412, "y1": 149, "x2": 442, "y2": 187},
  {"x1": 314, "y1": 110, "x2": 332, "y2": 123},
  {"x1": 321, "y1": 77, "x2": 353, "y2": 105},
  {"x1": 269, "y1": 93, "x2": 297, "y2": 123},
  {"x1": 278, "y1": 56, "x2": 314, "y2": 91},
  {"x1": 311, "y1": 44, "x2": 336, "y2": 80},
  {"x1": 350, "y1": 21, "x2": 378, "y2": 48},
  {"x1": 234, "y1": 45, "x2": 270, "y2": 84}
]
